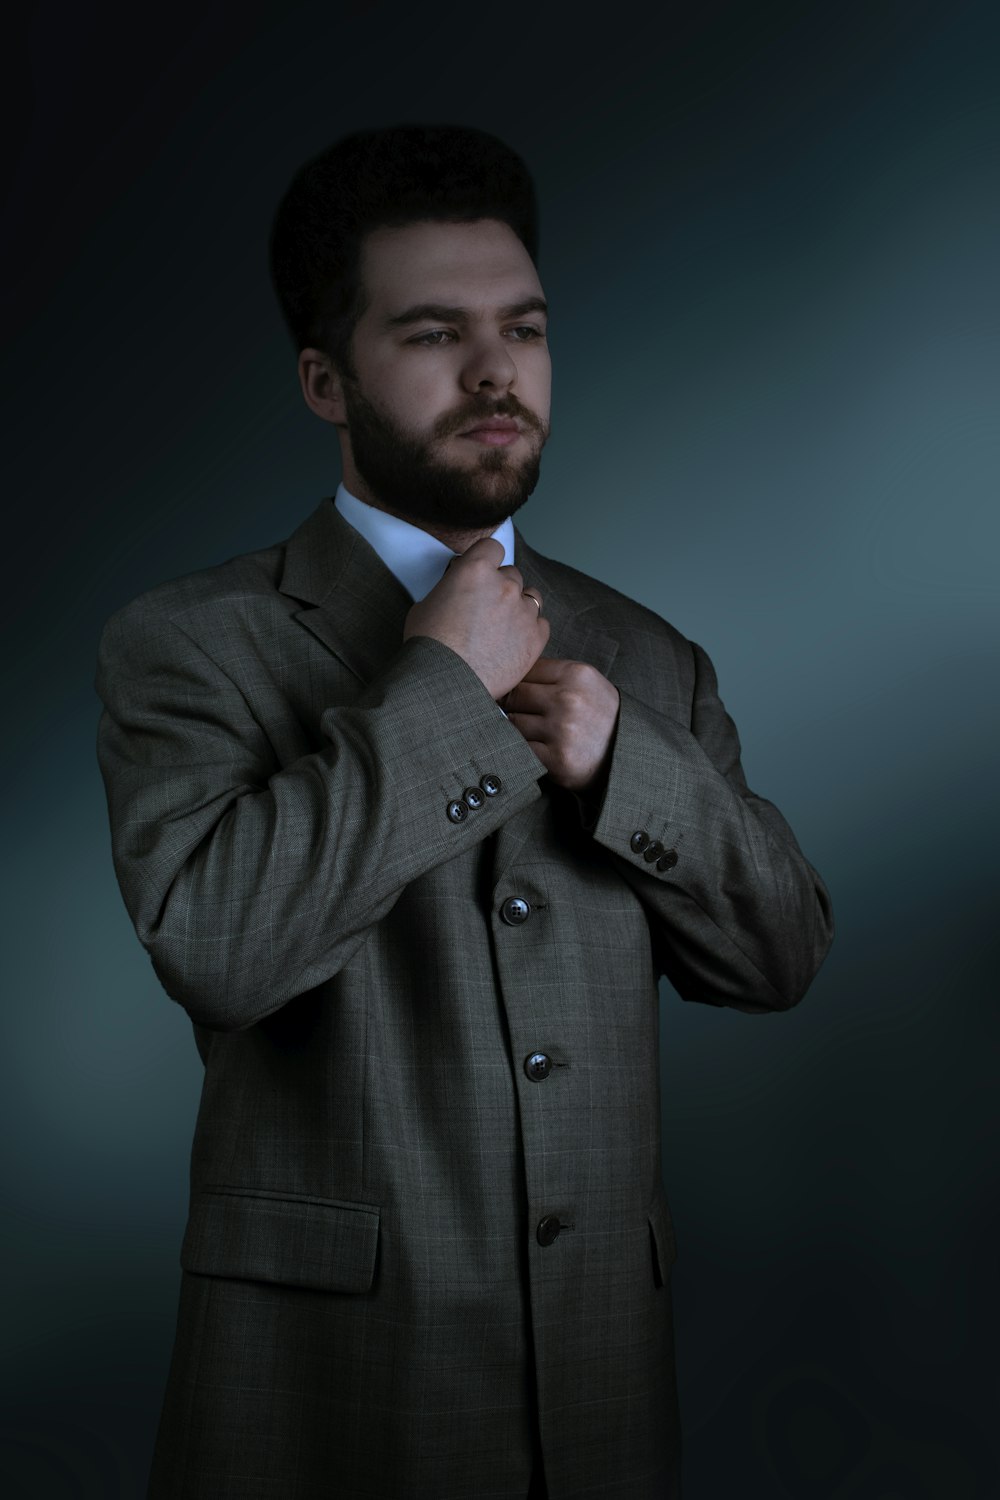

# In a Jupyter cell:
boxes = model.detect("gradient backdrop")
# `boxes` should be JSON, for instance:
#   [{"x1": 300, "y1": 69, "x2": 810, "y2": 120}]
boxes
[{"x1": 3, "y1": 2, "x2": 998, "y2": 1495}]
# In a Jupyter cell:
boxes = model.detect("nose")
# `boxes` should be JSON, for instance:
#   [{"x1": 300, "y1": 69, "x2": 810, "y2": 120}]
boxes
[{"x1": 460, "y1": 334, "x2": 518, "y2": 394}]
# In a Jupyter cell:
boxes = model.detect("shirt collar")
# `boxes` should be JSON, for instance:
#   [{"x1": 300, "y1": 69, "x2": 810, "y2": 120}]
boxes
[{"x1": 333, "y1": 482, "x2": 515, "y2": 602}]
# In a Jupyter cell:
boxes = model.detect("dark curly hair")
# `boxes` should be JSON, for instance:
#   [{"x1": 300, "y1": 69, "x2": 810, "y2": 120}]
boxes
[{"x1": 269, "y1": 123, "x2": 540, "y2": 374}]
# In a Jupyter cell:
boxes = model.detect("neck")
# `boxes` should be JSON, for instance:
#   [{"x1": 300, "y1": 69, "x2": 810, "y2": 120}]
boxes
[{"x1": 344, "y1": 473, "x2": 505, "y2": 554}]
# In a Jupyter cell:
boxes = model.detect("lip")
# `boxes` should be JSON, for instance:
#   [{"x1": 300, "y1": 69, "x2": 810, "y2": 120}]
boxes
[{"x1": 460, "y1": 417, "x2": 522, "y2": 445}]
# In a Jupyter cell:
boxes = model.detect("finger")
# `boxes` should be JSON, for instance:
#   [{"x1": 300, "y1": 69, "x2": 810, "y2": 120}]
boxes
[
  {"x1": 519, "y1": 655, "x2": 568, "y2": 684},
  {"x1": 506, "y1": 710, "x2": 551, "y2": 741},
  {"x1": 521, "y1": 737, "x2": 555, "y2": 771},
  {"x1": 498, "y1": 563, "x2": 525, "y2": 589},
  {"x1": 504, "y1": 682, "x2": 552, "y2": 714},
  {"x1": 455, "y1": 537, "x2": 506, "y2": 567}
]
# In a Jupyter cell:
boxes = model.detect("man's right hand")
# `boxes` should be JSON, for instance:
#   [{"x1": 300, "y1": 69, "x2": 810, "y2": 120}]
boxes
[{"x1": 402, "y1": 538, "x2": 550, "y2": 701}]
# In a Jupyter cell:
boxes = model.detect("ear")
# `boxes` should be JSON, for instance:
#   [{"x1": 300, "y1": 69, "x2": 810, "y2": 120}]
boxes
[{"x1": 298, "y1": 348, "x2": 348, "y2": 427}]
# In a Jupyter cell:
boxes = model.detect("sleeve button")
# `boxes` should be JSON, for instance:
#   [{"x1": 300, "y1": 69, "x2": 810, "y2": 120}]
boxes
[
  {"x1": 463, "y1": 786, "x2": 485, "y2": 810},
  {"x1": 643, "y1": 840, "x2": 665, "y2": 862},
  {"x1": 446, "y1": 799, "x2": 468, "y2": 824},
  {"x1": 657, "y1": 849, "x2": 679, "y2": 870},
  {"x1": 630, "y1": 830, "x2": 650, "y2": 853},
  {"x1": 480, "y1": 774, "x2": 502, "y2": 797}
]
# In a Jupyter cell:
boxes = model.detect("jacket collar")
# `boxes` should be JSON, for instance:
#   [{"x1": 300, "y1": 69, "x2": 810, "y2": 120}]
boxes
[{"x1": 278, "y1": 497, "x2": 619, "y2": 685}]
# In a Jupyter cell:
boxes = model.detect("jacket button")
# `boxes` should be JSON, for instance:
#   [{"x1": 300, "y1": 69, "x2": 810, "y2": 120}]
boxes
[
  {"x1": 480, "y1": 774, "x2": 502, "y2": 796},
  {"x1": 630, "y1": 829, "x2": 650, "y2": 853},
  {"x1": 536, "y1": 1215, "x2": 562, "y2": 1247},
  {"x1": 643, "y1": 840, "x2": 665, "y2": 862},
  {"x1": 463, "y1": 786, "x2": 485, "y2": 811},
  {"x1": 524, "y1": 1052, "x2": 552, "y2": 1081},
  {"x1": 446, "y1": 799, "x2": 468, "y2": 824},
  {"x1": 657, "y1": 849, "x2": 679, "y2": 870},
  {"x1": 501, "y1": 896, "x2": 531, "y2": 925}
]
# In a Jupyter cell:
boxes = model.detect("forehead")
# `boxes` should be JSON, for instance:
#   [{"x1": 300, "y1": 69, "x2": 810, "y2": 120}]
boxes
[{"x1": 358, "y1": 218, "x2": 544, "y2": 313}]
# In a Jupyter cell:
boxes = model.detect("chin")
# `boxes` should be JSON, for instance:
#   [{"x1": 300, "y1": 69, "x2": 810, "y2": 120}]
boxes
[{"x1": 353, "y1": 441, "x2": 542, "y2": 532}]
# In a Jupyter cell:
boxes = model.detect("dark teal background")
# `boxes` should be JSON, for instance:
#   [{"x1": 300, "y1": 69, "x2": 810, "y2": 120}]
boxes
[{"x1": 4, "y1": 2, "x2": 998, "y2": 1494}]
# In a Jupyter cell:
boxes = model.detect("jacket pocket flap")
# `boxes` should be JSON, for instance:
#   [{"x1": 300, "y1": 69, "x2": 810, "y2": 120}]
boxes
[
  {"x1": 648, "y1": 1190, "x2": 678, "y2": 1288},
  {"x1": 181, "y1": 1189, "x2": 380, "y2": 1293}
]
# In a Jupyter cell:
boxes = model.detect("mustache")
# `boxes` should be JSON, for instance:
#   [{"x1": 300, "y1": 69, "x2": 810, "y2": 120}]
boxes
[{"x1": 434, "y1": 396, "x2": 546, "y2": 438}]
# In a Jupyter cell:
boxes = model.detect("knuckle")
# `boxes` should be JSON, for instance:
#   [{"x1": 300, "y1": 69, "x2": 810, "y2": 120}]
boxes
[{"x1": 561, "y1": 691, "x2": 586, "y2": 724}]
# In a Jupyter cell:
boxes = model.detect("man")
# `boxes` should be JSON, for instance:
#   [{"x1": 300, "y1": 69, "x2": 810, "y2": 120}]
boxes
[{"x1": 96, "y1": 124, "x2": 832, "y2": 1500}]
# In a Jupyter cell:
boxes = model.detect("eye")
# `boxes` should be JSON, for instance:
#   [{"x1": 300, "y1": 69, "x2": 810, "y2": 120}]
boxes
[
  {"x1": 505, "y1": 325, "x2": 545, "y2": 342},
  {"x1": 409, "y1": 329, "x2": 455, "y2": 346}
]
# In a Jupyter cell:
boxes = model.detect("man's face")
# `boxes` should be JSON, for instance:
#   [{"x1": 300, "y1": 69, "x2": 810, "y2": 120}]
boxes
[{"x1": 337, "y1": 218, "x2": 551, "y2": 532}]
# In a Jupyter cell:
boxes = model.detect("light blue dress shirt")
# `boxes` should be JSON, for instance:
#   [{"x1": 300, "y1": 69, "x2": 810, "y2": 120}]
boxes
[{"x1": 334, "y1": 483, "x2": 516, "y2": 602}]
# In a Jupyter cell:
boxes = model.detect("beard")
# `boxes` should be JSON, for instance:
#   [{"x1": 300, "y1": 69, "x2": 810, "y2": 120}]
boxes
[{"x1": 341, "y1": 380, "x2": 549, "y2": 531}]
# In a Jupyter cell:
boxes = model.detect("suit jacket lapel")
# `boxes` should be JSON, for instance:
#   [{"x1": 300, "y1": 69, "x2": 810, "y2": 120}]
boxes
[
  {"x1": 278, "y1": 499, "x2": 414, "y2": 683},
  {"x1": 515, "y1": 535, "x2": 620, "y2": 680}
]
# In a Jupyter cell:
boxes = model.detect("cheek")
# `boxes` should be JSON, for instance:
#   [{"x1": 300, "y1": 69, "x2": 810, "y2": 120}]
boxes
[
  {"x1": 370, "y1": 356, "x2": 453, "y2": 422},
  {"x1": 521, "y1": 349, "x2": 552, "y2": 416}
]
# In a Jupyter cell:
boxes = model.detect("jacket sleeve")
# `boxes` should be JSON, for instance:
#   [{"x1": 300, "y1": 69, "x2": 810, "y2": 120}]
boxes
[
  {"x1": 587, "y1": 640, "x2": 833, "y2": 1012},
  {"x1": 95, "y1": 604, "x2": 546, "y2": 1031}
]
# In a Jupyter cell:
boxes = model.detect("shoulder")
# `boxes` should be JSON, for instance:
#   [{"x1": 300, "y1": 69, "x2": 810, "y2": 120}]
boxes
[
  {"x1": 97, "y1": 532, "x2": 293, "y2": 673},
  {"x1": 100, "y1": 532, "x2": 290, "y2": 635}
]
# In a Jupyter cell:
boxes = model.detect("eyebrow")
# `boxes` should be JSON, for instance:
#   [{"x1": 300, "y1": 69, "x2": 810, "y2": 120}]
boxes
[{"x1": 384, "y1": 297, "x2": 548, "y2": 330}]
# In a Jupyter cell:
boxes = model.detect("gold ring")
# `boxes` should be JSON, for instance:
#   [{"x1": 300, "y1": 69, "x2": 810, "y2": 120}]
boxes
[{"x1": 522, "y1": 590, "x2": 542, "y2": 614}]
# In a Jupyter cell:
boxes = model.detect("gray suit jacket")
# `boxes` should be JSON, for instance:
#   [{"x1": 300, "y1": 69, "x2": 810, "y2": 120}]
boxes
[{"x1": 96, "y1": 498, "x2": 832, "y2": 1500}]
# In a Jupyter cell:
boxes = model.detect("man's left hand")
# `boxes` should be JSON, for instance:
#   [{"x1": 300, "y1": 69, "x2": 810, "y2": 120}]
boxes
[{"x1": 504, "y1": 657, "x2": 621, "y2": 792}]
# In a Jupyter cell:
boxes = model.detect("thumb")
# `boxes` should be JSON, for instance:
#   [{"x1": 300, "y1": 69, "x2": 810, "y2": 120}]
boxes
[{"x1": 451, "y1": 536, "x2": 506, "y2": 567}]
